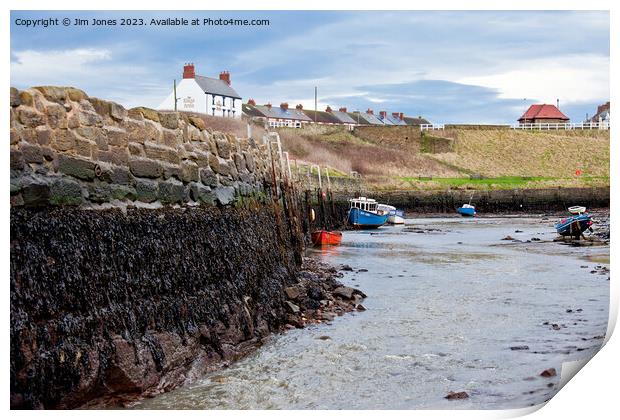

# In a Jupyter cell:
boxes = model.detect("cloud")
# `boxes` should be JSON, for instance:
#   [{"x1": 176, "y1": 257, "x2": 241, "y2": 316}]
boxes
[
  {"x1": 458, "y1": 54, "x2": 609, "y2": 104},
  {"x1": 9, "y1": 11, "x2": 609, "y2": 121},
  {"x1": 10, "y1": 47, "x2": 170, "y2": 108}
]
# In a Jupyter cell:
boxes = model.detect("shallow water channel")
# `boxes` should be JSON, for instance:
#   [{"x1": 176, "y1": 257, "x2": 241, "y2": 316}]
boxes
[{"x1": 135, "y1": 216, "x2": 609, "y2": 409}]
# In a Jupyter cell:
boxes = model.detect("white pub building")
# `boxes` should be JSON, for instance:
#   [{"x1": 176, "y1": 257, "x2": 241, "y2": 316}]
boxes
[{"x1": 159, "y1": 63, "x2": 242, "y2": 118}]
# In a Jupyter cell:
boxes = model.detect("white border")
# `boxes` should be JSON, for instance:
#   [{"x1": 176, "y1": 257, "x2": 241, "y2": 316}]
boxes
[{"x1": 3, "y1": 1, "x2": 617, "y2": 419}]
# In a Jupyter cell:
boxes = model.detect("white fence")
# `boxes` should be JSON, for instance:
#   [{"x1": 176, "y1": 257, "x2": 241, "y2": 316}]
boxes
[
  {"x1": 420, "y1": 124, "x2": 445, "y2": 131},
  {"x1": 420, "y1": 122, "x2": 610, "y2": 131},
  {"x1": 512, "y1": 122, "x2": 610, "y2": 130}
]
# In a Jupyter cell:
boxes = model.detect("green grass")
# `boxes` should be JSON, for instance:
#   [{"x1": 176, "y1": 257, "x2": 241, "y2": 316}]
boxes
[{"x1": 401, "y1": 176, "x2": 609, "y2": 190}]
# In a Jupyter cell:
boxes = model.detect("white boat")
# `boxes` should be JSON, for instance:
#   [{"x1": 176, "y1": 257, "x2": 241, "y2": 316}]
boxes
[
  {"x1": 377, "y1": 204, "x2": 405, "y2": 224},
  {"x1": 568, "y1": 206, "x2": 587, "y2": 215}
]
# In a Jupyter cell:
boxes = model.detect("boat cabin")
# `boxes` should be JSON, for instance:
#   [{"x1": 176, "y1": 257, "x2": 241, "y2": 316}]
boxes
[{"x1": 349, "y1": 197, "x2": 378, "y2": 213}]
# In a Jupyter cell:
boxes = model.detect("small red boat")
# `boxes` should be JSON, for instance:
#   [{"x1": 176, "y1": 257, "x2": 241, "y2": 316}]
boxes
[{"x1": 311, "y1": 230, "x2": 342, "y2": 246}]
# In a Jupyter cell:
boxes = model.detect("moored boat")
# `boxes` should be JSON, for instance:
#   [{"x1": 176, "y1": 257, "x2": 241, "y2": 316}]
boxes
[
  {"x1": 457, "y1": 203, "x2": 476, "y2": 217},
  {"x1": 555, "y1": 207, "x2": 593, "y2": 238},
  {"x1": 311, "y1": 230, "x2": 343, "y2": 246},
  {"x1": 348, "y1": 197, "x2": 389, "y2": 228},
  {"x1": 377, "y1": 204, "x2": 405, "y2": 224}
]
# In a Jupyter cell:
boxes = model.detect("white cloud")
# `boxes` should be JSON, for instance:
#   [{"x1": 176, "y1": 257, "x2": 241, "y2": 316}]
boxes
[
  {"x1": 10, "y1": 47, "x2": 169, "y2": 108},
  {"x1": 457, "y1": 54, "x2": 609, "y2": 104}
]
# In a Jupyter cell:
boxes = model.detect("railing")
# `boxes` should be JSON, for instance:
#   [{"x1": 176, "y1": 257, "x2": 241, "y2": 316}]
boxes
[
  {"x1": 420, "y1": 122, "x2": 610, "y2": 131},
  {"x1": 420, "y1": 124, "x2": 445, "y2": 131},
  {"x1": 512, "y1": 122, "x2": 610, "y2": 130}
]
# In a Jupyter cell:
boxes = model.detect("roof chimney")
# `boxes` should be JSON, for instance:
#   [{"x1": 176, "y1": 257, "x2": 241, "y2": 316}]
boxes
[
  {"x1": 183, "y1": 63, "x2": 195, "y2": 79},
  {"x1": 280, "y1": 102, "x2": 289, "y2": 110},
  {"x1": 219, "y1": 70, "x2": 231, "y2": 86},
  {"x1": 556, "y1": 98, "x2": 560, "y2": 110},
  {"x1": 339, "y1": 107, "x2": 347, "y2": 113},
  {"x1": 392, "y1": 112, "x2": 400, "y2": 118},
  {"x1": 399, "y1": 112, "x2": 405, "y2": 121},
  {"x1": 265, "y1": 103, "x2": 272, "y2": 109},
  {"x1": 379, "y1": 111, "x2": 387, "y2": 118},
  {"x1": 247, "y1": 98, "x2": 256, "y2": 106},
  {"x1": 296, "y1": 104, "x2": 303, "y2": 110},
  {"x1": 325, "y1": 106, "x2": 333, "y2": 113},
  {"x1": 366, "y1": 108, "x2": 374, "y2": 115}
]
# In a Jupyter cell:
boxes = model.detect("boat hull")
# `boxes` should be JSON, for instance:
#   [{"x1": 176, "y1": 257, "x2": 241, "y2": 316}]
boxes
[
  {"x1": 347, "y1": 207, "x2": 388, "y2": 228},
  {"x1": 555, "y1": 214, "x2": 592, "y2": 237},
  {"x1": 311, "y1": 230, "x2": 342, "y2": 246},
  {"x1": 457, "y1": 207, "x2": 476, "y2": 217},
  {"x1": 387, "y1": 211, "x2": 405, "y2": 224}
]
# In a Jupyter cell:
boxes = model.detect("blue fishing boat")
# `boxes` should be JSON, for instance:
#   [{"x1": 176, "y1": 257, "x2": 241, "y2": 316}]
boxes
[
  {"x1": 555, "y1": 207, "x2": 593, "y2": 238},
  {"x1": 457, "y1": 203, "x2": 476, "y2": 217},
  {"x1": 348, "y1": 197, "x2": 389, "y2": 228}
]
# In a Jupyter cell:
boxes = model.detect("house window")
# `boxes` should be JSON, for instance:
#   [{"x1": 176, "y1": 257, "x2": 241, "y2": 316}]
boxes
[
  {"x1": 222, "y1": 109, "x2": 225, "y2": 117},
  {"x1": 232, "y1": 98, "x2": 235, "y2": 108},
  {"x1": 232, "y1": 110, "x2": 236, "y2": 117},
  {"x1": 212, "y1": 95, "x2": 215, "y2": 105},
  {"x1": 212, "y1": 108, "x2": 215, "y2": 116},
  {"x1": 227, "y1": 110, "x2": 230, "y2": 117}
]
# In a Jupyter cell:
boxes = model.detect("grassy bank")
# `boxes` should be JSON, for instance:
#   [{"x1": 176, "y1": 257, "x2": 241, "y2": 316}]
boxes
[{"x1": 277, "y1": 126, "x2": 610, "y2": 190}]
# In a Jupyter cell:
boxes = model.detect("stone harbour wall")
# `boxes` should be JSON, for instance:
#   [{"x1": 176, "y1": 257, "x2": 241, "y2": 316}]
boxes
[{"x1": 10, "y1": 86, "x2": 274, "y2": 208}]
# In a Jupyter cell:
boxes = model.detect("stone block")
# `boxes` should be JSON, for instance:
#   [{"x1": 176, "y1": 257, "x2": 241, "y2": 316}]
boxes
[
  {"x1": 216, "y1": 138, "x2": 231, "y2": 159},
  {"x1": 216, "y1": 160, "x2": 231, "y2": 177},
  {"x1": 135, "y1": 179, "x2": 159, "y2": 203},
  {"x1": 110, "y1": 185, "x2": 137, "y2": 201},
  {"x1": 78, "y1": 111, "x2": 103, "y2": 126},
  {"x1": 104, "y1": 126, "x2": 128, "y2": 147},
  {"x1": 10, "y1": 150, "x2": 24, "y2": 170},
  {"x1": 188, "y1": 116, "x2": 206, "y2": 130},
  {"x1": 129, "y1": 158, "x2": 163, "y2": 178},
  {"x1": 58, "y1": 155, "x2": 96, "y2": 180},
  {"x1": 110, "y1": 102, "x2": 127, "y2": 121},
  {"x1": 243, "y1": 151, "x2": 255, "y2": 172},
  {"x1": 158, "y1": 180, "x2": 186, "y2": 204},
  {"x1": 208, "y1": 153, "x2": 220, "y2": 173},
  {"x1": 45, "y1": 103, "x2": 67, "y2": 128},
  {"x1": 36, "y1": 129, "x2": 52, "y2": 146},
  {"x1": 163, "y1": 164, "x2": 182, "y2": 181},
  {"x1": 66, "y1": 87, "x2": 88, "y2": 102},
  {"x1": 199, "y1": 167, "x2": 218, "y2": 187},
  {"x1": 75, "y1": 137, "x2": 96, "y2": 158},
  {"x1": 21, "y1": 144, "x2": 44, "y2": 164},
  {"x1": 19, "y1": 108, "x2": 46, "y2": 127},
  {"x1": 128, "y1": 142, "x2": 144, "y2": 156},
  {"x1": 87, "y1": 184, "x2": 113, "y2": 203},
  {"x1": 50, "y1": 178, "x2": 83, "y2": 206},
  {"x1": 18, "y1": 91, "x2": 34, "y2": 107},
  {"x1": 180, "y1": 160, "x2": 199, "y2": 183},
  {"x1": 10, "y1": 87, "x2": 20, "y2": 107},
  {"x1": 51, "y1": 129, "x2": 76, "y2": 152},
  {"x1": 189, "y1": 182, "x2": 216, "y2": 205},
  {"x1": 32, "y1": 86, "x2": 67, "y2": 103},
  {"x1": 158, "y1": 112, "x2": 179, "y2": 129},
  {"x1": 22, "y1": 182, "x2": 51, "y2": 207},
  {"x1": 10, "y1": 129, "x2": 20, "y2": 145},
  {"x1": 214, "y1": 186, "x2": 236, "y2": 206},
  {"x1": 96, "y1": 147, "x2": 129, "y2": 166}
]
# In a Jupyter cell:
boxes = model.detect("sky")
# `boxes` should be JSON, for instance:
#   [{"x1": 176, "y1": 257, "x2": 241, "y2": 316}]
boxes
[{"x1": 10, "y1": 10, "x2": 610, "y2": 124}]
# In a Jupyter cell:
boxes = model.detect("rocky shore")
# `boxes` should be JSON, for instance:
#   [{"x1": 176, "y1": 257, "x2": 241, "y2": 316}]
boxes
[{"x1": 280, "y1": 257, "x2": 367, "y2": 329}]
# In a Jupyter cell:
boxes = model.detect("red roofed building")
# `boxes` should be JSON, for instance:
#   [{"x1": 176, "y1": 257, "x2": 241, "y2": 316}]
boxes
[{"x1": 518, "y1": 104, "x2": 569, "y2": 124}]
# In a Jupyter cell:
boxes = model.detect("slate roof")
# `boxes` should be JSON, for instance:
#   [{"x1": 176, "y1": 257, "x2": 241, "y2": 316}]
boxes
[
  {"x1": 244, "y1": 104, "x2": 313, "y2": 121},
  {"x1": 194, "y1": 75, "x2": 242, "y2": 99},
  {"x1": 385, "y1": 115, "x2": 407, "y2": 125},
  {"x1": 302, "y1": 109, "x2": 341, "y2": 124},
  {"x1": 329, "y1": 110, "x2": 357, "y2": 124},
  {"x1": 404, "y1": 116, "x2": 430, "y2": 126},
  {"x1": 358, "y1": 112, "x2": 385, "y2": 125},
  {"x1": 519, "y1": 104, "x2": 569, "y2": 121}
]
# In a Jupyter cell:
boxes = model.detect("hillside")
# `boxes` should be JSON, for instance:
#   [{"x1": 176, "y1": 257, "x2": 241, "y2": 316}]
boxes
[{"x1": 277, "y1": 126, "x2": 610, "y2": 190}]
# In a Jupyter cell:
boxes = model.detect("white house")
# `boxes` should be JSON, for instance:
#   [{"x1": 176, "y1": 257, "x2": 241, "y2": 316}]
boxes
[{"x1": 158, "y1": 63, "x2": 242, "y2": 118}]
